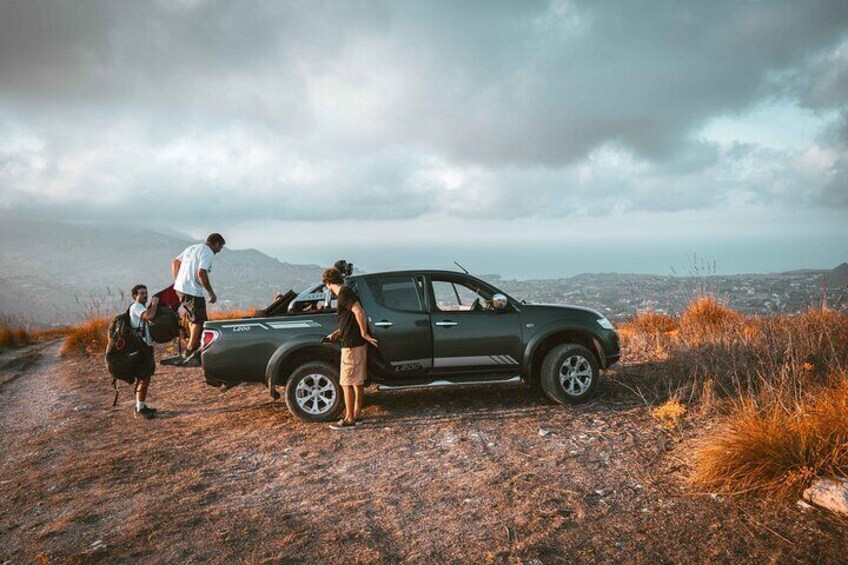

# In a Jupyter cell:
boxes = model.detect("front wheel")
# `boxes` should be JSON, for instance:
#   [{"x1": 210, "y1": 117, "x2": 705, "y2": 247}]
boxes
[
  {"x1": 284, "y1": 361, "x2": 344, "y2": 422},
  {"x1": 540, "y1": 344, "x2": 599, "y2": 405}
]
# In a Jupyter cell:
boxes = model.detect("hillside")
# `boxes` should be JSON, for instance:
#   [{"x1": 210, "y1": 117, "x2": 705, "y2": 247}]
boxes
[
  {"x1": 0, "y1": 217, "x2": 323, "y2": 324},
  {"x1": 830, "y1": 262, "x2": 848, "y2": 288}
]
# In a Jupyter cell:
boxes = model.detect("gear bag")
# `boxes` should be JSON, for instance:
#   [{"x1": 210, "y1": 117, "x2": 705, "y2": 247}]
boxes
[
  {"x1": 105, "y1": 307, "x2": 145, "y2": 405},
  {"x1": 147, "y1": 306, "x2": 180, "y2": 343}
]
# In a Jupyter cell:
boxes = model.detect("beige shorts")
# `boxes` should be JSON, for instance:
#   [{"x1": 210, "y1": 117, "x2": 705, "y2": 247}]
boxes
[{"x1": 340, "y1": 345, "x2": 367, "y2": 386}]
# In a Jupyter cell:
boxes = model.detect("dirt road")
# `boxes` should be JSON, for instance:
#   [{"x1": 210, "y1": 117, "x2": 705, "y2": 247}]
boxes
[{"x1": 1, "y1": 343, "x2": 846, "y2": 564}]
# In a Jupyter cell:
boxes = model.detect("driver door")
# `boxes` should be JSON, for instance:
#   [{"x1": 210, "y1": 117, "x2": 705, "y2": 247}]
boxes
[{"x1": 427, "y1": 274, "x2": 523, "y2": 375}]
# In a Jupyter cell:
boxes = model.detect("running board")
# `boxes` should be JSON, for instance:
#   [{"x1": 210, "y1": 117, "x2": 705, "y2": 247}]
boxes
[{"x1": 377, "y1": 375, "x2": 523, "y2": 391}]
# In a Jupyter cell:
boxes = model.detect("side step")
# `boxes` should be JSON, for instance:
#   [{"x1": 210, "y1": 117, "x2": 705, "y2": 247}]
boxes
[{"x1": 377, "y1": 375, "x2": 523, "y2": 391}]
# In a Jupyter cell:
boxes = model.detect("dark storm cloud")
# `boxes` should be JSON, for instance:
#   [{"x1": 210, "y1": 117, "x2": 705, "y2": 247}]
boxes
[{"x1": 1, "y1": 0, "x2": 847, "y2": 223}]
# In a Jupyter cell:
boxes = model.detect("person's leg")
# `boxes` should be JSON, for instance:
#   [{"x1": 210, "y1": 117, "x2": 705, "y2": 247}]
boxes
[
  {"x1": 341, "y1": 385, "x2": 354, "y2": 424},
  {"x1": 353, "y1": 345, "x2": 366, "y2": 420},
  {"x1": 353, "y1": 385, "x2": 364, "y2": 421},
  {"x1": 135, "y1": 377, "x2": 150, "y2": 410},
  {"x1": 187, "y1": 321, "x2": 202, "y2": 352}
]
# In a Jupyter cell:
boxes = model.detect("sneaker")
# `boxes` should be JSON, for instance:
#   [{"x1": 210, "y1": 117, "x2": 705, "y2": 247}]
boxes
[
  {"x1": 329, "y1": 419, "x2": 356, "y2": 430},
  {"x1": 135, "y1": 406, "x2": 156, "y2": 419}
]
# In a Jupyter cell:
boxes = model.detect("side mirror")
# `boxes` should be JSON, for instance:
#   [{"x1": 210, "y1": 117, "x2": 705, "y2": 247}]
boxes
[{"x1": 492, "y1": 294, "x2": 508, "y2": 311}]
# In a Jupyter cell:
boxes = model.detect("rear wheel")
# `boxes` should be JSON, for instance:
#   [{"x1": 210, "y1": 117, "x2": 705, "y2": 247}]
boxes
[
  {"x1": 540, "y1": 343, "x2": 599, "y2": 405},
  {"x1": 285, "y1": 361, "x2": 343, "y2": 422}
]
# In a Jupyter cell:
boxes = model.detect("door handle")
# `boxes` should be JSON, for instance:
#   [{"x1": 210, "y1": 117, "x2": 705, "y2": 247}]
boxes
[
  {"x1": 435, "y1": 321, "x2": 458, "y2": 327},
  {"x1": 374, "y1": 321, "x2": 394, "y2": 328}
]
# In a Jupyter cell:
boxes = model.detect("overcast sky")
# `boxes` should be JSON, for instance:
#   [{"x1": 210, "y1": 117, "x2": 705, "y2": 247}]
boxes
[{"x1": 1, "y1": 0, "x2": 846, "y2": 277}]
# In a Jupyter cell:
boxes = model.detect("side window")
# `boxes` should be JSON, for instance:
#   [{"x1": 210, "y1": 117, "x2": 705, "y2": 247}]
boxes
[
  {"x1": 431, "y1": 279, "x2": 492, "y2": 312},
  {"x1": 367, "y1": 276, "x2": 424, "y2": 312}
]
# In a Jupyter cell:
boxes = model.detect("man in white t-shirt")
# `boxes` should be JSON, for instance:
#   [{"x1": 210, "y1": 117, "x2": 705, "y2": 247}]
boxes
[
  {"x1": 129, "y1": 284, "x2": 159, "y2": 419},
  {"x1": 171, "y1": 233, "x2": 225, "y2": 360}
]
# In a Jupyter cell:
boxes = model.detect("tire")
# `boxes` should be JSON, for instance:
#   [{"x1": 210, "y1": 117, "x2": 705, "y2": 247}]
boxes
[
  {"x1": 540, "y1": 343, "x2": 599, "y2": 405},
  {"x1": 284, "y1": 361, "x2": 344, "y2": 422}
]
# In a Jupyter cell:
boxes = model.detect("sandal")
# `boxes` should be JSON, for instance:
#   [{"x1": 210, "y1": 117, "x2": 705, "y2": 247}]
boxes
[{"x1": 329, "y1": 419, "x2": 356, "y2": 430}]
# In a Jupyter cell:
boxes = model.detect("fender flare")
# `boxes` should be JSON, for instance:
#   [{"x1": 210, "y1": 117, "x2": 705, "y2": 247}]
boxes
[
  {"x1": 522, "y1": 321, "x2": 604, "y2": 376},
  {"x1": 265, "y1": 335, "x2": 340, "y2": 396}
]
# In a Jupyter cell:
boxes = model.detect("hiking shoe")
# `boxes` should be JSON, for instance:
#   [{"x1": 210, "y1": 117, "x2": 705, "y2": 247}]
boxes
[
  {"x1": 329, "y1": 419, "x2": 356, "y2": 430},
  {"x1": 135, "y1": 406, "x2": 156, "y2": 419}
]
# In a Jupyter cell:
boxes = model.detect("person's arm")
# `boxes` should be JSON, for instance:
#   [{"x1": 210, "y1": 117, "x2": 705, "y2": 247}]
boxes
[
  {"x1": 198, "y1": 269, "x2": 217, "y2": 303},
  {"x1": 351, "y1": 302, "x2": 378, "y2": 347},
  {"x1": 139, "y1": 296, "x2": 160, "y2": 321}
]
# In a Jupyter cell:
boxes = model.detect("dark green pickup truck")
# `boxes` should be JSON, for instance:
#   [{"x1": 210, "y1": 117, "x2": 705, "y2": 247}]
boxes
[{"x1": 200, "y1": 270, "x2": 620, "y2": 421}]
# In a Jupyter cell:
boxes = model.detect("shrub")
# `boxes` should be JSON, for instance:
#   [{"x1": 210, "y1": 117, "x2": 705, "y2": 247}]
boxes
[
  {"x1": 679, "y1": 295, "x2": 741, "y2": 344},
  {"x1": 651, "y1": 399, "x2": 686, "y2": 430},
  {"x1": 690, "y1": 375, "x2": 848, "y2": 498},
  {"x1": 632, "y1": 311, "x2": 678, "y2": 335},
  {"x1": 60, "y1": 318, "x2": 110, "y2": 358}
]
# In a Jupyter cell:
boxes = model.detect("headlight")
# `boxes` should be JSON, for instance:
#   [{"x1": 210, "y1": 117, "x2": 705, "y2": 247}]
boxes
[{"x1": 596, "y1": 317, "x2": 615, "y2": 330}]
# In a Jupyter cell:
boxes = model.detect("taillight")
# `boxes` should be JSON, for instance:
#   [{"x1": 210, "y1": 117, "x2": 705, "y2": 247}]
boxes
[{"x1": 202, "y1": 329, "x2": 220, "y2": 348}]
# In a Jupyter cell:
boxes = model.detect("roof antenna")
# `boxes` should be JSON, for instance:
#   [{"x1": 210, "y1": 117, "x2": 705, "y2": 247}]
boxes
[{"x1": 453, "y1": 261, "x2": 469, "y2": 274}]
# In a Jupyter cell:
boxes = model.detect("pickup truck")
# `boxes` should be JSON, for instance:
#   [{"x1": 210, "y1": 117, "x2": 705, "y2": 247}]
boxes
[{"x1": 200, "y1": 269, "x2": 620, "y2": 422}]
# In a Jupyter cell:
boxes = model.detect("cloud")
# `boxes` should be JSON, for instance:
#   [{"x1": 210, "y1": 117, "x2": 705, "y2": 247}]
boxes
[{"x1": 1, "y1": 0, "x2": 847, "y2": 227}]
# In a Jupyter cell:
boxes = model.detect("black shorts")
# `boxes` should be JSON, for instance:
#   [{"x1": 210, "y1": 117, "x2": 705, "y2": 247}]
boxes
[
  {"x1": 178, "y1": 292, "x2": 208, "y2": 324},
  {"x1": 136, "y1": 344, "x2": 155, "y2": 382}
]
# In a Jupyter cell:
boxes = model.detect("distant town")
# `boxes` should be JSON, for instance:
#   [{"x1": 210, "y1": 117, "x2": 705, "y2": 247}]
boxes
[{"x1": 491, "y1": 268, "x2": 848, "y2": 321}]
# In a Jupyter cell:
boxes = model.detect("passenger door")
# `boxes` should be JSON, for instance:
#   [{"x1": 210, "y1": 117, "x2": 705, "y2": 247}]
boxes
[
  {"x1": 427, "y1": 274, "x2": 523, "y2": 375},
  {"x1": 359, "y1": 274, "x2": 432, "y2": 378}
]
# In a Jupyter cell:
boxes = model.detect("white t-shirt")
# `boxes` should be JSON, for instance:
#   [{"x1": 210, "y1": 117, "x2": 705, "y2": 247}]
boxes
[
  {"x1": 174, "y1": 243, "x2": 214, "y2": 297},
  {"x1": 129, "y1": 302, "x2": 154, "y2": 346}
]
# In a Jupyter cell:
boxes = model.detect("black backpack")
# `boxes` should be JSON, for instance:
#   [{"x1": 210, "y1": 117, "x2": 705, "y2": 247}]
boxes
[
  {"x1": 148, "y1": 306, "x2": 180, "y2": 344},
  {"x1": 105, "y1": 308, "x2": 145, "y2": 404}
]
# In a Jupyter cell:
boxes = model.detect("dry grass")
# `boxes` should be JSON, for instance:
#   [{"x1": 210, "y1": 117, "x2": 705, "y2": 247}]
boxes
[
  {"x1": 52, "y1": 308, "x2": 256, "y2": 359},
  {"x1": 0, "y1": 316, "x2": 72, "y2": 351},
  {"x1": 690, "y1": 376, "x2": 848, "y2": 498},
  {"x1": 679, "y1": 295, "x2": 741, "y2": 339},
  {"x1": 0, "y1": 324, "x2": 31, "y2": 349},
  {"x1": 618, "y1": 311, "x2": 678, "y2": 359},
  {"x1": 619, "y1": 295, "x2": 848, "y2": 498},
  {"x1": 208, "y1": 308, "x2": 256, "y2": 320},
  {"x1": 59, "y1": 317, "x2": 110, "y2": 358},
  {"x1": 651, "y1": 398, "x2": 687, "y2": 430}
]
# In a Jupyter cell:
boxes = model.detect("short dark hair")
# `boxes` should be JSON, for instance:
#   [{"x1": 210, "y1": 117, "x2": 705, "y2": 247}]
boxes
[
  {"x1": 322, "y1": 268, "x2": 344, "y2": 286},
  {"x1": 131, "y1": 284, "x2": 147, "y2": 298},
  {"x1": 206, "y1": 233, "x2": 226, "y2": 247}
]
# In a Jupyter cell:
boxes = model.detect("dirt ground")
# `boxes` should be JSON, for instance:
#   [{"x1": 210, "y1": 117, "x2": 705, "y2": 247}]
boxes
[{"x1": 1, "y1": 342, "x2": 847, "y2": 564}]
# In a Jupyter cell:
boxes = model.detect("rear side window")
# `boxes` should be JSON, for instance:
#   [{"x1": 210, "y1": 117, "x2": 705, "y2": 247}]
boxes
[{"x1": 367, "y1": 276, "x2": 424, "y2": 312}]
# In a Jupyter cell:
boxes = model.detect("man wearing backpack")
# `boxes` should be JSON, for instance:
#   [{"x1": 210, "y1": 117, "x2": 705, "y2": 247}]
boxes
[
  {"x1": 172, "y1": 233, "x2": 225, "y2": 364},
  {"x1": 129, "y1": 284, "x2": 159, "y2": 419}
]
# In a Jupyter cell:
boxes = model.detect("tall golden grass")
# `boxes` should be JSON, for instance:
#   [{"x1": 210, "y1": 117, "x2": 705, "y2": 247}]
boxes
[
  {"x1": 0, "y1": 323, "x2": 31, "y2": 349},
  {"x1": 55, "y1": 307, "x2": 256, "y2": 358},
  {"x1": 619, "y1": 295, "x2": 848, "y2": 498},
  {"x1": 59, "y1": 317, "x2": 110, "y2": 358},
  {"x1": 0, "y1": 315, "x2": 73, "y2": 350},
  {"x1": 690, "y1": 377, "x2": 848, "y2": 498},
  {"x1": 208, "y1": 308, "x2": 256, "y2": 320}
]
